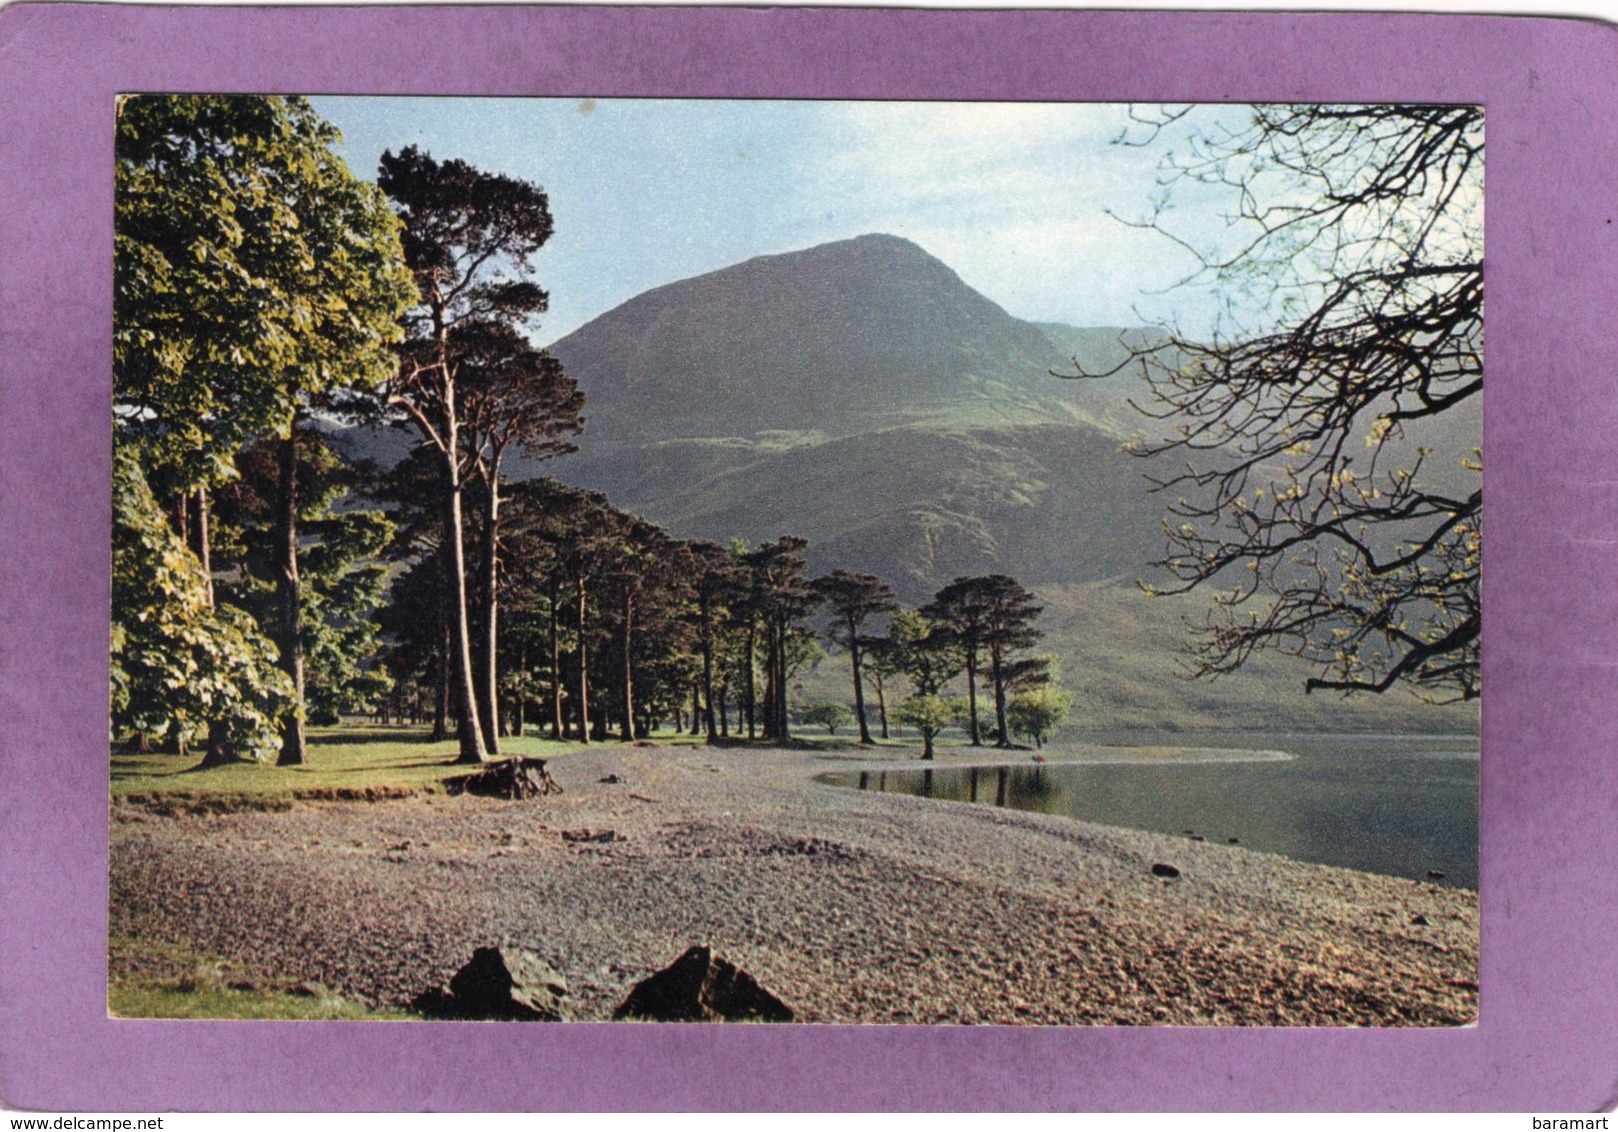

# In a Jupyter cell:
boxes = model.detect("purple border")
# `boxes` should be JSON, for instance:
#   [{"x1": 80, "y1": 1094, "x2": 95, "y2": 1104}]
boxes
[{"x1": 2, "y1": 5, "x2": 1615, "y2": 1112}]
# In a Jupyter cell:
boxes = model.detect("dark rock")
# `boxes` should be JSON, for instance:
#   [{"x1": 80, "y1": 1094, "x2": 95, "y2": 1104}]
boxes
[
  {"x1": 561, "y1": 828, "x2": 624, "y2": 844},
  {"x1": 446, "y1": 946, "x2": 572, "y2": 1021},
  {"x1": 613, "y1": 946, "x2": 794, "y2": 1022},
  {"x1": 1426, "y1": 870, "x2": 1446, "y2": 879},
  {"x1": 1151, "y1": 863, "x2": 1181, "y2": 879},
  {"x1": 1227, "y1": 837, "x2": 1240, "y2": 844},
  {"x1": 1410, "y1": 913, "x2": 1430, "y2": 926},
  {"x1": 412, "y1": 985, "x2": 458, "y2": 1017},
  {"x1": 443, "y1": 757, "x2": 562, "y2": 800},
  {"x1": 599, "y1": 773, "x2": 627, "y2": 784},
  {"x1": 1189, "y1": 835, "x2": 1205, "y2": 842}
]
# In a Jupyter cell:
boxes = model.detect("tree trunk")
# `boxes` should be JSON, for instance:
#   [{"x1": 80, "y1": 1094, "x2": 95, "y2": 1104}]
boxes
[
  {"x1": 991, "y1": 645, "x2": 1009, "y2": 747},
  {"x1": 762, "y1": 620, "x2": 778, "y2": 740},
  {"x1": 512, "y1": 642, "x2": 527, "y2": 738},
  {"x1": 442, "y1": 446, "x2": 487, "y2": 764},
  {"x1": 274, "y1": 431, "x2": 307, "y2": 767},
  {"x1": 619, "y1": 588, "x2": 635, "y2": 743},
  {"x1": 772, "y1": 615, "x2": 791, "y2": 741},
  {"x1": 432, "y1": 584, "x2": 450, "y2": 742},
  {"x1": 195, "y1": 487, "x2": 214, "y2": 607},
  {"x1": 574, "y1": 573, "x2": 590, "y2": 745},
  {"x1": 474, "y1": 478, "x2": 501, "y2": 756},
  {"x1": 189, "y1": 489, "x2": 238, "y2": 769},
  {"x1": 548, "y1": 577, "x2": 563, "y2": 741},
  {"x1": 699, "y1": 595, "x2": 718, "y2": 744},
  {"x1": 847, "y1": 613, "x2": 873, "y2": 745},
  {"x1": 744, "y1": 622, "x2": 757, "y2": 740},
  {"x1": 965, "y1": 645, "x2": 982, "y2": 746},
  {"x1": 872, "y1": 670, "x2": 889, "y2": 740}
]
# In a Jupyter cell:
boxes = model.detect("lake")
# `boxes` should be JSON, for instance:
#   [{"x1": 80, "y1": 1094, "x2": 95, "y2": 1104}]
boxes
[{"x1": 818, "y1": 732, "x2": 1479, "y2": 889}]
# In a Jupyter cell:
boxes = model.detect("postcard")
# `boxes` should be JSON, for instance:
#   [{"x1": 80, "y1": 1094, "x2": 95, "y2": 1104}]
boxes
[{"x1": 3, "y1": 5, "x2": 1616, "y2": 1113}]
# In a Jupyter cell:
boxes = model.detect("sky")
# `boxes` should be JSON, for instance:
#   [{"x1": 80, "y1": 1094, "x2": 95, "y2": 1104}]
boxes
[{"x1": 313, "y1": 97, "x2": 1242, "y2": 345}]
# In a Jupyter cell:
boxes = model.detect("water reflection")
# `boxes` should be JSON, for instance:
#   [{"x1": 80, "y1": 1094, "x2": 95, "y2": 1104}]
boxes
[{"x1": 819, "y1": 735, "x2": 1478, "y2": 888}]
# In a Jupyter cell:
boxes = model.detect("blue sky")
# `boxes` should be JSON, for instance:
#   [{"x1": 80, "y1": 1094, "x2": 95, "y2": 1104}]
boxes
[{"x1": 313, "y1": 97, "x2": 1232, "y2": 344}]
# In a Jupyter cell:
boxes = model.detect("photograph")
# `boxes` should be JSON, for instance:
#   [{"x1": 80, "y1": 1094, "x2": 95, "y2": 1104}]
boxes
[{"x1": 108, "y1": 95, "x2": 1482, "y2": 1028}]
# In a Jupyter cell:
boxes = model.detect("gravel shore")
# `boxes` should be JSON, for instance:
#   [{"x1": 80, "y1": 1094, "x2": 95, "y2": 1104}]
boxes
[{"x1": 109, "y1": 742, "x2": 1479, "y2": 1026}]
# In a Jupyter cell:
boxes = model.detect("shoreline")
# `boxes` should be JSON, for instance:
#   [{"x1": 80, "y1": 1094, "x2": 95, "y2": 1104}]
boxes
[
  {"x1": 110, "y1": 740, "x2": 1479, "y2": 1026},
  {"x1": 810, "y1": 742, "x2": 1299, "y2": 772}
]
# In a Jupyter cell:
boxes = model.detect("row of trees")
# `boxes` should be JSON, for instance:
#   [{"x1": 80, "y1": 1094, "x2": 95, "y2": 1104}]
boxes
[{"x1": 369, "y1": 469, "x2": 1059, "y2": 760}]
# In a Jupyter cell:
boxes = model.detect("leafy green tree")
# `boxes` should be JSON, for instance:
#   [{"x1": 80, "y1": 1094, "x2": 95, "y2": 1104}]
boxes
[
  {"x1": 896, "y1": 694, "x2": 962, "y2": 761},
  {"x1": 886, "y1": 609, "x2": 964, "y2": 700},
  {"x1": 803, "y1": 701, "x2": 854, "y2": 736},
  {"x1": 1068, "y1": 105, "x2": 1482, "y2": 702},
  {"x1": 115, "y1": 94, "x2": 413, "y2": 765},
  {"x1": 812, "y1": 570, "x2": 898, "y2": 745},
  {"x1": 884, "y1": 610, "x2": 965, "y2": 760},
  {"x1": 215, "y1": 431, "x2": 397, "y2": 729},
  {"x1": 111, "y1": 446, "x2": 293, "y2": 762},
  {"x1": 377, "y1": 146, "x2": 557, "y2": 763},
  {"x1": 1007, "y1": 684, "x2": 1072, "y2": 750}
]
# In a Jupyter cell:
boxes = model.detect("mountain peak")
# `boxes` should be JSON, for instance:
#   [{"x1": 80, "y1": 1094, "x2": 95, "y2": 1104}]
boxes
[{"x1": 549, "y1": 234, "x2": 1063, "y2": 441}]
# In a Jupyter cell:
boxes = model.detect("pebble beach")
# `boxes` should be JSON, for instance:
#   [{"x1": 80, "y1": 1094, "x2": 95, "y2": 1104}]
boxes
[{"x1": 109, "y1": 742, "x2": 1479, "y2": 1026}]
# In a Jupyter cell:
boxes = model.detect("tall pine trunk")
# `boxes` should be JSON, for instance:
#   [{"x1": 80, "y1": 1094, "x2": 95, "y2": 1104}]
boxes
[
  {"x1": 871, "y1": 670, "x2": 889, "y2": 739},
  {"x1": 548, "y1": 577, "x2": 563, "y2": 740},
  {"x1": 846, "y1": 613, "x2": 873, "y2": 745},
  {"x1": 441, "y1": 447, "x2": 487, "y2": 764},
  {"x1": 473, "y1": 479, "x2": 501, "y2": 755},
  {"x1": 699, "y1": 594, "x2": 718, "y2": 744},
  {"x1": 618, "y1": 588, "x2": 635, "y2": 742},
  {"x1": 990, "y1": 644, "x2": 1009, "y2": 747},
  {"x1": 512, "y1": 642, "x2": 527, "y2": 737},
  {"x1": 762, "y1": 619, "x2": 778, "y2": 740},
  {"x1": 574, "y1": 573, "x2": 590, "y2": 744},
  {"x1": 274, "y1": 431, "x2": 307, "y2": 767},
  {"x1": 744, "y1": 621, "x2": 757, "y2": 740},
  {"x1": 432, "y1": 566, "x2": 450, "y2": 742},
  {"x1": 965, "y1": 646, "x2": 982, "y2": 746}
]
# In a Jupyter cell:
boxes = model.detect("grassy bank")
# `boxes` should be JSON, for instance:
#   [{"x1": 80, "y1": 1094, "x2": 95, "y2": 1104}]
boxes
[{"x1": 109, "y1": 937, "x2": 414, "y2": 1021}]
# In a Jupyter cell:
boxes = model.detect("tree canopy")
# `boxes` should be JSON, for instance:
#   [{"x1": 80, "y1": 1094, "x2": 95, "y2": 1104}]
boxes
[{"x1": 115, "y1": 95, "x2": 413, "y2": 489}]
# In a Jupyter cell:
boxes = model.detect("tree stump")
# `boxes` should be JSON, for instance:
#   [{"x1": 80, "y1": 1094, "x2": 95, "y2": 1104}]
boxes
[{"x1": 443, "y1": 757, "x2": 562, "y2": 799}]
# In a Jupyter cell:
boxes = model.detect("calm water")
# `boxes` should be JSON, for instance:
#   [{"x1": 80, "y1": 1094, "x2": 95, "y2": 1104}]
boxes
[{"x1": 819, "y1": 732, "x2": 1479, "y2": 889}]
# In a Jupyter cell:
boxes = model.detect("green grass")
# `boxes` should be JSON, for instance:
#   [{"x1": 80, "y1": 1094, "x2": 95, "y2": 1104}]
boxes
[
  {"x1": 110, "y1": 723, "x2": 761, "y2": 800},
  {"x1": 108, "y1": 937, "x2": 413, "y2": 1021},
  {"x1": 111, "y1": 725, "x2": 597, "y2": 799}
]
